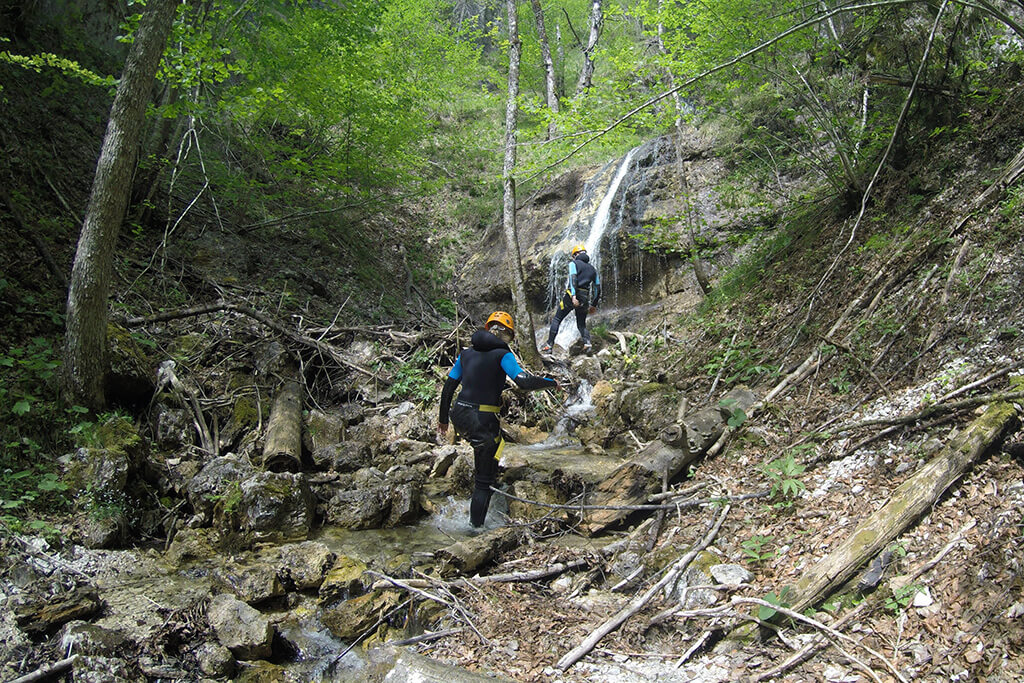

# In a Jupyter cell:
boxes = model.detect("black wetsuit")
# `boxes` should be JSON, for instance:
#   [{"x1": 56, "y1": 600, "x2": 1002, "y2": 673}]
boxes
[
  {"x1": 546, "y1": 252, "x2": 602, "y2": 347},
  {"x1": 439, "y1": 330, "x2": 556, "y2": 526}
]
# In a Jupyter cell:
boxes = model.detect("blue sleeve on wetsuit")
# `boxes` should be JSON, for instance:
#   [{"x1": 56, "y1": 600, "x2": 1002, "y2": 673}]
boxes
[
  {"x1": 567, "y1": 261, "x2": 579, "y2": 295},
  {"x1": 500, "y1": 352, "x2": 523, "y2": 378},
  {"x1": 502, "y1": 352, "x2": 556, "y2": 391},
  {"x1": 448, "y1": 355, "x2": 463, "y2": 380}
]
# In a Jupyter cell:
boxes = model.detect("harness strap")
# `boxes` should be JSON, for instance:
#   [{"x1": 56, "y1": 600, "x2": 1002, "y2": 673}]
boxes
[{"x1": 455, "y1": 399, "x2": 501, "y2": 413}]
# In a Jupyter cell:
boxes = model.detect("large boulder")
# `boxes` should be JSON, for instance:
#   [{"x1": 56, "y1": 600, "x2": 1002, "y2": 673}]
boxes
[
  {"x1": 322, "y1": 466, "x2": 425, "y2": 529},
  {"x1": 310, "y1": 440, "x2": 371, "y2": 473},
  {"x1": 186, "y1": 454, "x2": 256, "y2": 524},
  {"x1": 62, "y1": 415, "x2": 150, "y2": 547},
  {"x1": 278, "y1": 540, "x2": 335, "y2": 590},
  {"x1": 207, "y1": 593, "x2": 274, "y2": 660},
  {"x1": 321, "y1": 590, "x2": 402, "y2": 641},
  {"x1": 233, "y1": 471, "x2": 315, "y2": 544},
  {"x1": 304, "y1": 409, "x2": 347, "y2": 454},
  {"x1": 63, "y1": 447, "x2": 131, "y2": 548},
  {"x1": 319, "y1": 555, "x2": 369, "y2": 605},
  {"x1": 214, "y1": 562, "x2": 283, "y2": 605},
  {"x1": 618, "y1": 382, "x2": 682, "y2": 439}
]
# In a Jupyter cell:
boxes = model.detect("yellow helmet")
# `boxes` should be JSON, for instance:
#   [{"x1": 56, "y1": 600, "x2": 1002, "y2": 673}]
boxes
[
  {"x1": 485, "y1": 311, "x2": 515, "y2": 335},
  {"x1": 571, "y1": 242, "x2": 587, "y2": 256}
]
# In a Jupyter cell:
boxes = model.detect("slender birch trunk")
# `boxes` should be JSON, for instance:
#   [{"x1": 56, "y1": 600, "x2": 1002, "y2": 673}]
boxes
[
  {"x1": 574, "y1": 0, "x2": 602, "y2": 96},
  {"x1": 529, "y1": 0, "x2": 559, "y2": 139},
  {"x1": 502, "y1": 0, "x2": 541, "y2": 367},
  {"x1": 61, "y1": 0, "x2": 178, "y2": 410}
]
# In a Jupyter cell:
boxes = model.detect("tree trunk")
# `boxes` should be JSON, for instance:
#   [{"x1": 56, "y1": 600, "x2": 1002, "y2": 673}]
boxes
[
  {"x1": 130, "y1": 83, "x2": 182, "y2": 228},
  {"x1": 785, "y1": 401, "x2": 1018, "y2": 614},
  {"x1": 502, "y1": 0, "x2": 542, "y2": 368},
  {"x1": 529, "y1": 0, "x2": 559, "y2": 139},
  {"x1": 555, "y1": 22, "x2": 565, "y2": 97},
  {"x1": 61, "y1": 0, "x2": 177, "y2": 411},
  {"x1": 574, "y1": 0, "x2": 602, "y2": 97},
  {"x1": 656, "y1": 0, "x2": 712, "y2": 296}
]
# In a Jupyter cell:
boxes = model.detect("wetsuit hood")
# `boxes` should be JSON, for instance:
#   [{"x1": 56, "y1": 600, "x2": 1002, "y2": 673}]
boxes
[
  {"x1": 471, "y1": 329, "x2": 511, "y2": 352},
  {"x1": 574, "y1": 252, "x2": 591, "y2": 263}
]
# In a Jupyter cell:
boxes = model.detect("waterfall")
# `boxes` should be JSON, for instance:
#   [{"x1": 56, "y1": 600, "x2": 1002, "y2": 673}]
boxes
[
  {"x1": 542, "y1": 146, "x2": 640, "y2": 350},
  {"x1": 530, "y1": 378, "x2": 594, "y2": 448}
]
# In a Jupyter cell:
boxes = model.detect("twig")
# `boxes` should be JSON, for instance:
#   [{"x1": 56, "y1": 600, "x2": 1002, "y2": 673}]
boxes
[
  {"x1": 123, "y1": 299, "x2": 377, "y2": 378},
  {"x1": 707, "y1": 331, "x2": 737, "y2": 399},
  {"x1": 8, "y1": 657, "x2": 78, "y2": 683},
  {"x1": 824, "y1": 389, "x2": 1024, "y2": 436},
  {"x1": 556, "y1": 504, "x2": 731, "y2": 671},
  {"x1": 471, "y1": 559, "x2": 590, "y2": 584},
  {"x1": 755, "y1": 519, "x2": 977, "y2": 681},
  {"x1": 731, "y1": 597, "x2": 906, "y2": 683},
  {"x1": 366, "y1": 571, "x2": 453, "y2": 608},
  {"x1": 937, "y1": 360, "x2": 1024, "y2": 403},
  {"x1": 823, "y1": 336, "x2": 890, "y2": 397},
  {"x1": 674, "y1": 631, "x2": 711, "y2": 669},
  {"x1": 386, "y1": 627, "x2": 465, "y2": 647},
  {"x1": 492, "y1": 486, "x2": 767, "y2": 512},
  {"x1": 334, "y1": 598, "x2": 412, "y2": 661}
]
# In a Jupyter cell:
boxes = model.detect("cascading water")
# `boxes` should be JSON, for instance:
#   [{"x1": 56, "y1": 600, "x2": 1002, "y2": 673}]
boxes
[
  {"x1": 529, "y1": 378, "x2": 593, "y2": 448},
  {"x1": 541, "y1": 144, "x2": 649, "y2": 350}
]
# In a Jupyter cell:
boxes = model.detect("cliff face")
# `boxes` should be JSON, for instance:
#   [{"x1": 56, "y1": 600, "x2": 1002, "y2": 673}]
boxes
[{"x1": 456, "y1": 131, "x2": 794, "y2": 330}]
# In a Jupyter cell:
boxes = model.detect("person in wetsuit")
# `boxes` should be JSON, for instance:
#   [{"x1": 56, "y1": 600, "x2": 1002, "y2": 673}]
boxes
[
  {"x1": 437, "y1": 311, "x2": 559, "y2": 527},
  {"x1": 542, "y1": 243, "x2": 602, "y2": 353}
]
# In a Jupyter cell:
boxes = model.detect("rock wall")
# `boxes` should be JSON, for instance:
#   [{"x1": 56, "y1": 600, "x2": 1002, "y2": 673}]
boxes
[{"x1": 457, "y1": 129, "x2": 773, "y2": 330}]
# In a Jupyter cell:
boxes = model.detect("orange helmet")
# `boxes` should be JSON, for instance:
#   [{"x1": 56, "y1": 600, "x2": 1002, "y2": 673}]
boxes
[
  {"x1": 571, "y1": 242, "x2": 587, "y2": 256},
  {"x1": 485, "y1": 311, "x2": 515, "y2": 335}
]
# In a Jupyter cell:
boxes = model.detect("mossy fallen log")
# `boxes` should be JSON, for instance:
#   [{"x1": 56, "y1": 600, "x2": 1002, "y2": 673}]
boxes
[
  {"x1": 262, "y1": 371, "x2": 302, "y2": 472},
  {"x1": 583, "y1": 387, "x2": 756, "y2": 535},
  {"x1": 14, "y1": 587, "x2": 103, "y2": 636},
  {"x1": 786, "y1": 401, "x2": 1019, "y2": 614}
]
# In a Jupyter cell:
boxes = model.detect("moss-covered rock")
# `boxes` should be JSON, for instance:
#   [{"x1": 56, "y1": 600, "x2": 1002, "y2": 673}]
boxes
[
  {"x1": 321, "y1": 589, "x2": 401, "y2": 641},
  {"x1": 319, "y1": 555, "x2": 369, "y2": 605},
  {"x1": 105, "y1": 323, "x2": 155, "y2": 407}
]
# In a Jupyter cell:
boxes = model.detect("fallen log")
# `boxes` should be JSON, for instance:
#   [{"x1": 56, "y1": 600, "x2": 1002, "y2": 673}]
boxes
[
  {"x1": 14, "y1": 587, "x2": 102, "y2": 636},
  {"x1": 435, "y1": 527, "x2": 524, "y2": 576},
  {"x1": 583, "y1": 388, "x2": 755, "y2": 535},
  {"x1": 262, "y1": 366, "x2": 303, "y2": 472},
  {"x1": 785, "y1": 401, "x2": 1018, "y2": 615}
]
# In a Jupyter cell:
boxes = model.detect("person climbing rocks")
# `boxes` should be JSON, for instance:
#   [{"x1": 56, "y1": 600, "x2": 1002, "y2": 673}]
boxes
[
  {"x1": 437, "y1": 311, "x2": 559, "y2": 528},
  {"x1": 541, "y1": 242, "x2": 602, "y2": 354}
]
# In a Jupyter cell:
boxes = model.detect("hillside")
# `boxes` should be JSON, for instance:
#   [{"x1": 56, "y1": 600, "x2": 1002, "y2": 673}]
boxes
[{"x1": 3, "y1": 3, "x2": 1024, "y2": 682}]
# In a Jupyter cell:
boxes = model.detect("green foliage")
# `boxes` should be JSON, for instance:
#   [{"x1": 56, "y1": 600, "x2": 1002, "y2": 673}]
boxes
[
  {"x1": 718, "y1": 397, "x2": 747, "y2": 428},
  {"x1": 759, "y1": 586, "x2": 793, "y2": 621},
  {"x1": 704, "y1": 338, "x2": 779, "y2": 386},
  {"x1": 0, "y1": 47, "x2": 115, "y2": 92},
  {"x1": 217, "y1": 0, "x2": 493, "y2": 195},
  {"x1": 384, "y1": 348, "x2": 437, "y2": 404},
  {"x1": 0, "y1": 329, "x2": 75, "y2": 527},
  {"x1": 885, "y1": 582, "x2": 923, "y2": 614},
  {"x1": 741, "y1": 534, "x2": 776, "y2": 564},
  {"x1": 209, "y1": 481, "x2": 243, "y2": 517},
  {"x1": 763, "y1": 450, "x2": 807, "y2": 501},
  {"x1": 0, "y1": 467, "x2": 68, "y2": 514}
]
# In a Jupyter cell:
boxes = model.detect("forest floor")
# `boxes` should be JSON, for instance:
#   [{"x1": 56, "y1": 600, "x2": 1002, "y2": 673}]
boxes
[{"x1": 3, "y1": 67, "x2": 1024, "y2": 683}]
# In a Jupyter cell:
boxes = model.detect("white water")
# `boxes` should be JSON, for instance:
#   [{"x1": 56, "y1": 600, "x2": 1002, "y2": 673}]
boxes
[{"x1": 543, "y1": 147, "x2": 639, "y2": 350}]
